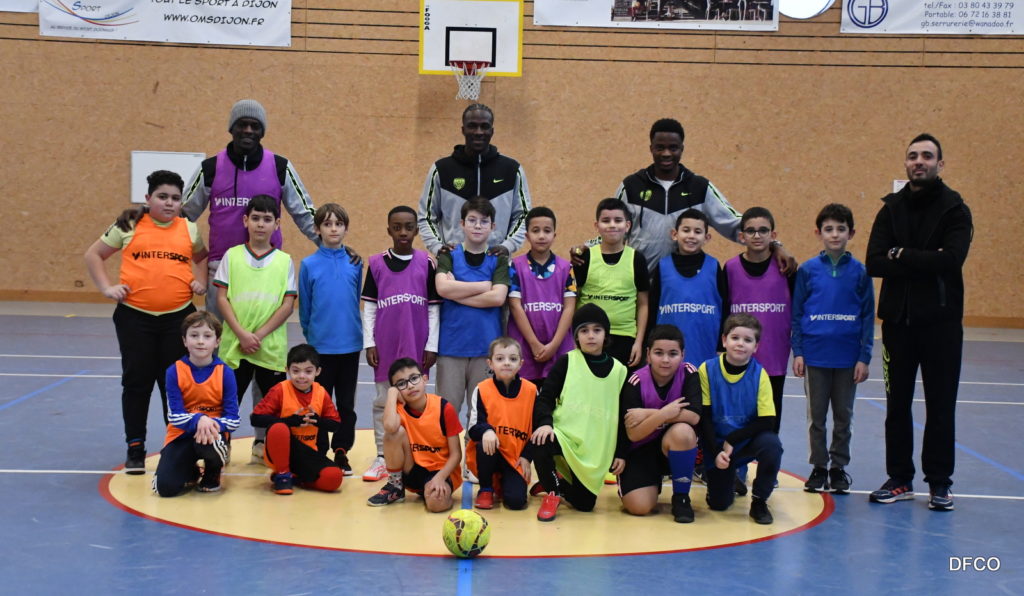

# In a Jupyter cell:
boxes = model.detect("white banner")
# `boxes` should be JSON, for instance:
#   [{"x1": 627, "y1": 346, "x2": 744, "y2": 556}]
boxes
[
  {"x1": 39, "y1": 0, "x2": 291, "y2": 47},
  {"x1": 3, "y1": 0, "x2": 39, "y2": 12},
  {"x1": 534, "y1": 0, "x2": 779, "y2": 31},
  {"x1": 841, "y1": 0, "x2": 1023, "y2": 34}
]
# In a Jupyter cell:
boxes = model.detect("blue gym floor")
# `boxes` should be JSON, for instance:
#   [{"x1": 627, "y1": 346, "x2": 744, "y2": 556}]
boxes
[{"x1": 1, "y1": 303, "x2": 1021, "y2": 594}]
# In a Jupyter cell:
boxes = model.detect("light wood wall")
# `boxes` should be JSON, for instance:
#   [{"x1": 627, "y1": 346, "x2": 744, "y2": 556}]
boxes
[{"x1": 1, "y1": 2, "x2": 1021, "y2": 327}]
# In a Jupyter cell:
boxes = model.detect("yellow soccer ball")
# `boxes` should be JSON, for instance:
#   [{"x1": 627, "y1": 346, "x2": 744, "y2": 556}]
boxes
[{"x1": 442, "y1": 509, "x2": 491, "y2": 558}]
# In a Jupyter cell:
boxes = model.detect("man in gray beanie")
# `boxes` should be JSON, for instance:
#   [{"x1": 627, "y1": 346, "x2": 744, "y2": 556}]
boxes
[{"x1": 179, "y1": 99, "x2": 337, "y2": 319}]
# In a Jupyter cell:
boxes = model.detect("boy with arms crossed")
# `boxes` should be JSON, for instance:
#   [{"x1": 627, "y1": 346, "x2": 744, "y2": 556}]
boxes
[
  {"x1": 434, "y1": 198, "x2": 510, "y2": 426},
  {"x1": 620, "y1": 325, "x2": 701, "y2": 523}
]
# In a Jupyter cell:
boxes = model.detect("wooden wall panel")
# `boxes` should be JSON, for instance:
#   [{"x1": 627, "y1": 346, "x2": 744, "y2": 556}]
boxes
[{"x1": 1, "y1": 2, "x2": 1021, "y2": 327}]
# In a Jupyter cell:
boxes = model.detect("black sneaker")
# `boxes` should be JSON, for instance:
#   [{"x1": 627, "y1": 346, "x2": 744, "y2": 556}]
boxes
[
  {"x1": 334, "y1": 449, "x2": 353, "y2": 477},
  {"x1": 671, "y1": 493, "x2": 695, "y2": 523},
  {"x1": 829, "y1": 467, "x2": 852, "y2": 494},
  {"x1": 869, "y1": 479, "x2": 914, "y2": 504},
  {"x1": 733, "y1": 474, "x2": 748, "y2": 497},
  {"x1": 928, "y1": 484, "x2": 954, "y2": 511},
  {"x1": 367, "y1": 482, "x2": 405, "y2": 506},
  {"x1": 125, "y1": 442, "x2": 146, "y2": 475},
  {"x1": 804, "y1": 467, "x2": 830, "y2": 493},
  {"x1": 749, "y1": 497, "x2": 773, "y2": 524},
  {"x1": 197, "y1": 468, "x2": 222, "y2": 492}
]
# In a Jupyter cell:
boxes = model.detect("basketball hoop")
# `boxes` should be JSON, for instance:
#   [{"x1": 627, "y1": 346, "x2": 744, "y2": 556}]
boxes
[{"x1": 451, "y1": 61, "x2": 490, "y2": 101}]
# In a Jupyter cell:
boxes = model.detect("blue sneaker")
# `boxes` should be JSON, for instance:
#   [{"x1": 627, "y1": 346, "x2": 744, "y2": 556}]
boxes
[
  {"x1": 869, "y1": 479, "x2": 914, "y2": 504},
  {"x1": 271, "y1": 472, "x2": 294, "y2": 495},
  {"x1": 928, "y1": 484, "x2": 954, "y2": 511}
]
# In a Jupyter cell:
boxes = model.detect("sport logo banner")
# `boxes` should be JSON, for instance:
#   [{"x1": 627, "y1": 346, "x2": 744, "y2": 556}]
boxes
[
  {"x1": 841, "y1": 0, "x2": 1023, "y2": 34},
  {"x1": 39, "y1": 0, "x2": 292, "y2": 47}
]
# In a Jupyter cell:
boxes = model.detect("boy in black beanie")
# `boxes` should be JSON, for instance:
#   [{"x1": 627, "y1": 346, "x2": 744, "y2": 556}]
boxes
[{"x1": 530, "y1": 304, "x2": 631, "y2": 522}]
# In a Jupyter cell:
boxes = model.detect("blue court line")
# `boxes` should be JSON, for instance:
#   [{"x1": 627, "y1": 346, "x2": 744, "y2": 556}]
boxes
[
  {"x1": 0, "y1": 370, "x2": 89, "y2": 412},
  {"x1": 865, "y1": 399, "x2": 1024, "y2": 482},
  {"x1": 457, "y1": 474, "x2": 474, "y2": 596}
]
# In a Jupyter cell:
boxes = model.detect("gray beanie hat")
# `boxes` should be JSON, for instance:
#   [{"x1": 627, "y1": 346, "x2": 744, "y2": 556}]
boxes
[{"x1": 228, "y1": 99, "x2": 267, "y2": 133}]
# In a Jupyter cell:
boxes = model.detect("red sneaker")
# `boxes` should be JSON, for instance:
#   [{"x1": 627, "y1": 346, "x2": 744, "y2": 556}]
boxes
[
  {"x1": 537, "y1": 493, "x2": 562, "y2": 522},
  {"x1": 475, "y1": 489, "x2": 495, "y2": 510},
  {"x1": 530, "y1": 482, "x2": 546, "y2": 497}
]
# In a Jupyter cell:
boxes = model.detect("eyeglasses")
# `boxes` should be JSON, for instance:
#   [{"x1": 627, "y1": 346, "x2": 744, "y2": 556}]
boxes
[
  {"x1": 392, "y1": 373, "x2": 424, "y2": 391},
  {"x1": 742, "y1": 227, "x2": 772, "y2": 237},
  {"x1": 465, "y1": 217, "x2": 492, "y2": 228}
]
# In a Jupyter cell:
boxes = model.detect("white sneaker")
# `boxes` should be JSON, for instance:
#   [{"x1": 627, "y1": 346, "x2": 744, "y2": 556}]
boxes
[
  {"x1": 250, "y1": 440, "x2": 265, "y2": 465},
  {"x1": 463, "y1": 466, "x2": 479, "y2": 484},
  {"x1": 362, "y1": 456, "x2": 387, "y2": 482}
]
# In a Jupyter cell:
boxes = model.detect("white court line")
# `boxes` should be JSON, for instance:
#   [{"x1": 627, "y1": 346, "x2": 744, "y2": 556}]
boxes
[
  {"x1": 0, "y1": 373, "x2": 380, "y2": 385},
  {"x1": 781, "y1": 393, "x2": 1023, "y2": 407}
]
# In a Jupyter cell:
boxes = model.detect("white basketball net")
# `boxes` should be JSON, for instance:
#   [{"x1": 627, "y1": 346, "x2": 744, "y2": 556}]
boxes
[{"x1": 452, "y1": 61, "x2": 489, "y2": 101}]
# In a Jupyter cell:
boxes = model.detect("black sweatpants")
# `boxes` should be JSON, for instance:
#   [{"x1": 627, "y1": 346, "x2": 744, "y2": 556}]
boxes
[
  {"x1": 882, "y1": 320, "x2": 962, "y2": 487},
  {"x1": 234, "y1": 359, "x2": 285, "y2": 407},
  {"x1": 769, "y1": 374, "x2": 786, "y2": 434},
  {"x1": 112, "y1": 303, "x2": 195, "y2": 444},
  {"x1": 155, "y1": 433, "x2": 228, "y2": 497},
  {"x1": 475, "y1": 442, "x2": 529, "y2": 510},
  {"x1": 316, "y1": 351, "x2": 360, "y2": 453},
  {"x1": 532, "y1": 436, "x2": 599, "y2": 512}
]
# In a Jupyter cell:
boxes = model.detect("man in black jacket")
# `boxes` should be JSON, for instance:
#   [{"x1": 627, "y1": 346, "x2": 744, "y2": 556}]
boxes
[
  {"x1": 417, "y1": 104, "x2": 531, "y2": 257},
  {"x1": 865, "y1": 133, "x2": 973, "y2": 512}
]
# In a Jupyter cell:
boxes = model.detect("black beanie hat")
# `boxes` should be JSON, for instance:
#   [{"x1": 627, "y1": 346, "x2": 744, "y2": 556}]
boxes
[{"x1": 572, "y1": 303, "x2": 611, "y2": 337}]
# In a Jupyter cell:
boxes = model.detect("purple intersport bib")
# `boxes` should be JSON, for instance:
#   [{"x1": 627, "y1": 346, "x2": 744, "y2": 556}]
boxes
[
  {"x1": 629, "y1": 364, "x2": 688, "y2": 449},
  {"x1": 369, "y1": 251, "x2": 431, "y2": 382},
  {"x1": 507, "y1": 254, "x2": 575, "y2": 380},
  {"x1": 724, "y1": 256, "x2": 792, "y2": 376},
  {"x1": 208, "y1": 148, "x2": 282, "y2": 262}
]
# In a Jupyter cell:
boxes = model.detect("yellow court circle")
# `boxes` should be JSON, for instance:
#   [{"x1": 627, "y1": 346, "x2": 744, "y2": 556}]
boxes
[{"x1": 103, "y1": 432, "x2": 832, "y2": 558}]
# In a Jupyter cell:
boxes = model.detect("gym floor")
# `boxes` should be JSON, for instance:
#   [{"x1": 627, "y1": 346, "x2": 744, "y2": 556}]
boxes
[{"x1": 1, "y1": 302, "x2": 1020, "y2": 594}]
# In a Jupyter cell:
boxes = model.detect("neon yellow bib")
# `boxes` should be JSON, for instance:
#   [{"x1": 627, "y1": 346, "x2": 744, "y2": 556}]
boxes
[
  {"x1": 552, "y1": 350, "x2": 627, "y2": 494},
  {"x1": 219, "y1": 245, "x2": 291, "y2": 372},
  {"x1": 578, "y1": 245, "x2": 637, "y2": 337}
]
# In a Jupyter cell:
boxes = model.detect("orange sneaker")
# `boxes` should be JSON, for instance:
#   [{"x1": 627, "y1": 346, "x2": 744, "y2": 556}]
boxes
[{"x1": 537, "y1": 493, "x2": 562, "y2": 522}]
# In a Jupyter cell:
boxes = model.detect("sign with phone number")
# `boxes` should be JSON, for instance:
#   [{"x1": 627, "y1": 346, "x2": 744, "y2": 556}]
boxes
[{"x1": 842, "y1": 0, "x2": 1022, "y2": 34}]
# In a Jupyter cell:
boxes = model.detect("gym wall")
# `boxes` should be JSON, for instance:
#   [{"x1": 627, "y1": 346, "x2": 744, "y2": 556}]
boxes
[{"x1": 1, "y1": 2, "x2": 1020, "y2": 326}]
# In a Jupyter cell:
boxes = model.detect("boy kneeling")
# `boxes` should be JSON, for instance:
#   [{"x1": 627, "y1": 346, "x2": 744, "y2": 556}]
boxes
[
  {"x1": 155, "y1": 312, "x2": 239, "y2": 496},
  {"x1": 251, "y1": 344, "x2": 345, "y2": 495},
  {"x1": 699, "y1": 314, "x2": 784, "y2": 524},
  {"x1": 367, "y1": 358, "x2": 463, "y2": 512}
]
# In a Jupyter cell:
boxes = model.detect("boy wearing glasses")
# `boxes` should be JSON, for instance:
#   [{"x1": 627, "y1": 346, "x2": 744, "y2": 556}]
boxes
[
  {"x1": 367, "y1": 358, "x2": 463, "y2": 511},
  {"x1": 434, "y1": 197, "x2": 511, "y2": 430},
  {"x1": 722, "y1": 207, "x2": 795, "y2": 436}
]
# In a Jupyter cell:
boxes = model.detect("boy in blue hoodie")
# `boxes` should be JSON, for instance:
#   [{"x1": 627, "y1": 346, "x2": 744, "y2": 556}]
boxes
[
  {"x1": 299, "y1": 203, "x2": 363, "y2": 475},
  {"x1": 791, "y1": 203, "x2": 874, "y2": 494}
]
